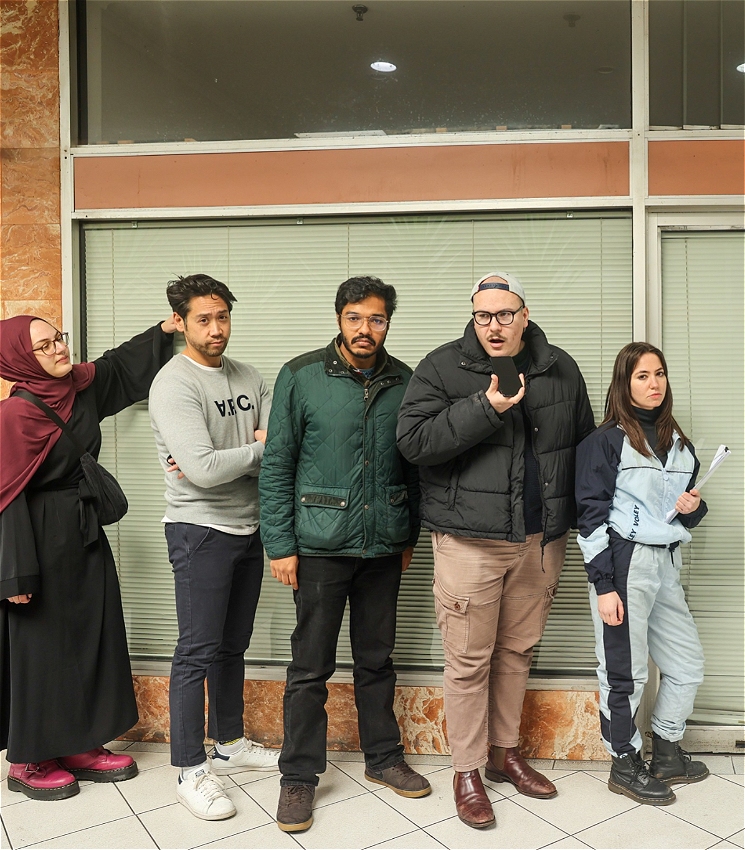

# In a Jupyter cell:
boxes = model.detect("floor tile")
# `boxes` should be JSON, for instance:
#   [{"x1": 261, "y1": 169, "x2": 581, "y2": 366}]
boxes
[
  {"x1": 426, "y1": 797, "x2": 565, "y2": 849},
  {"x1": 125, "y1": 742, "x2": 172, "y2": 753},
  {"x1": 371, "y1": 766, "x2": 503, "y2": 828},
  {"x1": 541, "y1": 838, "x2": 593, "y2": 849},
  {"x1": 552, "y1": 760, "x2": 611, "y2": 772},
  {"x1": 367, "y1": 829, "x2": 446, "y2": 849},
  {"x1": 326, "y1": 751, "x2": 366, "y2": 763},
  {"x1": 733, "y1": 758, "x2": 744, "y2": 776},
  {"x1": 116, "y1": 764, "x2": 179, "y2": 814},
  {"x1": 2, "y1": 821, "x2": 10, "y2": 849},
  {"x1": 709, "y1": 843, "x2": 739, "y2": 849},
  {"x1": 216, "y1": 765, "x2": 281, "y2": 787},
  {"x1": 24, "y1": 815, "x2": 157, "y2": 849},
  {"x1": 243, "y1": 764, "x2": 367, "y2": 816},
  {"x1": 527, "y1": 759, "x2": 555, "y2": 772},
  {"x1": 128, "y1": 749, "x2": 172, "y2": 772},
  {"x1": 727, "y1": 829, "x2": 744, "y2": 848},
  {"x1": 576, "y1": 804, "x2": 719, "y2": 849},
  {"x1": 669, "y1": 775, "x2": 745, "y2": 839},
  {"x1": 196, "y1": 821, "x2": 304, "y2": 848},
  {"x1": 292, "y1": 793, "x2": 416, "y2": 850},
  {"x1": 1, "y1": 757, "x2": 9, "y2": 782},
  {"x1": 1, "y1": 777, "x2": 32, "y2": 808},
  {"x1": 105, "y1": 740, "x2": 135, "y2": 752},
  {"x1": 510, "y1": 771, "x2": 637, "y2": 834},
  {"x1": 695, "y1": 755, "x2": 735, "y2": 775},
  {"x1": 139, "y1": 786, "x2": 272, "y2": 850},
  {"x1": 722, "y1": 775, "x2": 745, "y2": 787},
  {"x1": 2, "y1": 783, "x2": 132, "y2": 848}
]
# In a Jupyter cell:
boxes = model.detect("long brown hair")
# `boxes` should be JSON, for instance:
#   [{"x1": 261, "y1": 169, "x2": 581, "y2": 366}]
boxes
[{"x1": 602, "y1": 342, "x2": 689, "y2": 458}]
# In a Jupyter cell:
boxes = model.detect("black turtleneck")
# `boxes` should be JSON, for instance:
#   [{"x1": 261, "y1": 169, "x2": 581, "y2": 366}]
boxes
[{"x1": 632, "y1": 405, "x2": 667, "y2": 465}]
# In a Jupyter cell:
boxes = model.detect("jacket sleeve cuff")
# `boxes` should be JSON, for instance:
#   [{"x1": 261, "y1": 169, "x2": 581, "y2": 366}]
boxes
[
  {"x1": 594, "y1": 577, "x2": 616, "y2": 595},
  {"x1": 1, "y1": 574, "x2": 41, "y2": 601},
  {"x1": 677, "y1": 499, "x2": 708, "y2": 528}
]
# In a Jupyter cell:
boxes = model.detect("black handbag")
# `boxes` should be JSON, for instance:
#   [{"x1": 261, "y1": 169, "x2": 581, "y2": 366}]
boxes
[{"x1": 15, "y1": 389, "x2": 129, "y2": 526}]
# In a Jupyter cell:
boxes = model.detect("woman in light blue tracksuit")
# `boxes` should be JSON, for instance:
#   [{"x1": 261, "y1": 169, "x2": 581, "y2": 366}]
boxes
[{"x1": 576, "y1": 342, "x2": 710, "y2": 806}]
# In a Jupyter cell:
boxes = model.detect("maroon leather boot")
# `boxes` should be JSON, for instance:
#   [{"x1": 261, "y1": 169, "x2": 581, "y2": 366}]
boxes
[
  {"x1": 58, "y1": 746, "x2": 138, "y2": 782},
  {"x1": 453, "y1": 770, "x2": 495, "y2": 828},
  {"x1": 7, "y1": 760, "x2": 80, "y2": 801},
  {"x1": 485, "y1": 746, "x2": 557, "y2": 799}
]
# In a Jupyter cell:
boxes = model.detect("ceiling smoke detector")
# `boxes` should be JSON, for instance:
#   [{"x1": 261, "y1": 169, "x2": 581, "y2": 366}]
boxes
[{"x1": 371, "y1": 61, "x2": 396, "y2": 73}]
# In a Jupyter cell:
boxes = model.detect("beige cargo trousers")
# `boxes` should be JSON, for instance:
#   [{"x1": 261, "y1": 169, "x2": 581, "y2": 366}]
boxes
[{"x1": 432, "y1": 530, "x2": 569, "y2": 772}]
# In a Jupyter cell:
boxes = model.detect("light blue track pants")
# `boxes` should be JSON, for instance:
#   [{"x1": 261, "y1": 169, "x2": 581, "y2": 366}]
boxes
[{"x1": 589, "y1": 539, "x2": 705, "y2": 757}]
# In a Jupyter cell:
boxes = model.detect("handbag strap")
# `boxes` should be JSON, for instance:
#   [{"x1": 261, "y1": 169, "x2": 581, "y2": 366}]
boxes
[{"x1": 14, "y1": 389, "x2": 89, "y2": 459}]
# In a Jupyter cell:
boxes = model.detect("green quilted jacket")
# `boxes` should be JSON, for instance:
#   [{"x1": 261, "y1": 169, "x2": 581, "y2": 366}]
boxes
[{"x1": 259, "y1": 340, "x2": 421, "y2": 559}]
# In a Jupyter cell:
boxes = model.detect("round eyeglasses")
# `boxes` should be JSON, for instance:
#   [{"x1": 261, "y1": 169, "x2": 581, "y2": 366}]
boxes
[
  {"x1": 32, "y1": 331, "x2": 69, "y2": 356},
  {"x1": 341, "y1": 314, "x2": 389, "y2": 332},
  {"x1": 472, "y1": 309, "x2": 523, "y2": 327}
]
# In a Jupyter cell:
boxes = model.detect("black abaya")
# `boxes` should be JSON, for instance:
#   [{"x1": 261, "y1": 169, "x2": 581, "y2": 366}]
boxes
[{"x1": 0, "y1": 324, "x2": 172, "y2": 763}]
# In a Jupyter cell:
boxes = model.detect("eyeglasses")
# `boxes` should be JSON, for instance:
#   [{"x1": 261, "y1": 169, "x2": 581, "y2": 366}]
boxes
[
  {"x1": 472, "y1": 309, "x2": 524, "y2": 327},
  {"x1": 32, "y1": 331, "x2": 69, "y2": 356},
  {"x1": 341, "y1": 314, "x2": 389, "y2": 332}
]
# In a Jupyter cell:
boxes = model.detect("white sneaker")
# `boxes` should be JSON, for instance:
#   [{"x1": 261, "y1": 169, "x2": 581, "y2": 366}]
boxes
[
  {"x1": 211, "y1": 739, "x2": 280, "y2": 774},
  {"x1": 177, "y1": 769, "x2": 236, "y2": 820}
]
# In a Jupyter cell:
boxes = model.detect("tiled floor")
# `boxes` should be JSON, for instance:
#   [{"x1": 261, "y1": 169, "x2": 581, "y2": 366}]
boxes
[{"x1": 1, "y1": 744, "x2": 743, "y2": 850}]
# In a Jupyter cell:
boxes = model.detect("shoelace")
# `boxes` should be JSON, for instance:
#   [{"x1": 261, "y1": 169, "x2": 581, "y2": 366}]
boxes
[
  {"x1": 285, "y1": 785, "x2": 312, "y2": 800},
  {"x1": 193, "y1": 771, "x2": 227, "y2": 802}
]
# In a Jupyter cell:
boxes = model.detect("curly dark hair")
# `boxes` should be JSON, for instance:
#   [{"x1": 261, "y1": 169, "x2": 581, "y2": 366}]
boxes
[
  {"x1": 335, "y1": 276, "x2": 397, "y2": 318},
  {"x1": 166, "y1": 274, "x2": 237, "y2": 320}
]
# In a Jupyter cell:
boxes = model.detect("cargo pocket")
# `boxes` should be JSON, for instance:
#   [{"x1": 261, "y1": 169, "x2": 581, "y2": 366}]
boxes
[
  {"x1": 384, "y1": 485, "x2": 411, "y2": 545},
  {"x1": 539, "y1": 581, "x2": 559, "y2": 633},
  {"x1": 296, "y1": 486, "x2": 352, "y2": 550},
  {"x1": 433, "y1": 579, "x2": 470, "y2": 653}
]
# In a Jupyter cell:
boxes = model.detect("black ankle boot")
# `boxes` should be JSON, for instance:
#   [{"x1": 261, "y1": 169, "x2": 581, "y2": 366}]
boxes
[
  {"x1": 609, "y1": 751, "x2": 676, "y2": 805},
  {"x1": 649, "y1": 733, "x2": 710, "y2": 784}
]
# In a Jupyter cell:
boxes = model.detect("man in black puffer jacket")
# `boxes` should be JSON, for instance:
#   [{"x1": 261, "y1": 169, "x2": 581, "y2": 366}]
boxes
[{"x1": 397, "y1": 272, "x2": 595, "y2": 829}]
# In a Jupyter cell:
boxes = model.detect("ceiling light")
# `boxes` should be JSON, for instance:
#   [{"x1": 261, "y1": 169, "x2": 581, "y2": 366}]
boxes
[
  {"x1": 737, "y1": 63, "x2": 745, "y2": 73},
  {"x1": 371, "y1": 61, "x2": 396, "y2": 73},
  {"x1": 597, "y1": 67, "x2": 614, "y2": 74}
]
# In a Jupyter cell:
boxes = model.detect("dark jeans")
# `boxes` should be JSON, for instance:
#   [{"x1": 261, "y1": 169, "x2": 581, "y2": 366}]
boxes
[
  {"x1": 165, "y1": 523, "x2": 264, "y2": 767},
  {"x1": 279, "y1": 553, "x2": 405, "y2": 786}
]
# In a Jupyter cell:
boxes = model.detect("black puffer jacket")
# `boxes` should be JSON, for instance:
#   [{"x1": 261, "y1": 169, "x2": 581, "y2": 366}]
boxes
[{"x1": 397, "y1": 321, "x2": 595, "y2": 543}]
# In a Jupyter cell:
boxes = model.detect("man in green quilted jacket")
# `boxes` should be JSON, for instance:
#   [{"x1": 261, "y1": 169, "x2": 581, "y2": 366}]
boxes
[{"x1": 259, "y1": 276, "x2": 430, "y2": 833}]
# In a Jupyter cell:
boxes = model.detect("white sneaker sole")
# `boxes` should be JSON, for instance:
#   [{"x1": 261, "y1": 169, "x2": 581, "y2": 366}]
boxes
[{"x1": 177, "y1": 793, "x2": 236, "y2": 820}]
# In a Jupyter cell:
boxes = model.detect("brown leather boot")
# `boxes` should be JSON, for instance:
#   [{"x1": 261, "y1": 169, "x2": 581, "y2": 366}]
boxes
[
  {"x1": 485, "y1": 746, "x2": 557, "y2": 799},
  {"x1": 453, "y1": 770, "x2": 495, "y2": 829}
]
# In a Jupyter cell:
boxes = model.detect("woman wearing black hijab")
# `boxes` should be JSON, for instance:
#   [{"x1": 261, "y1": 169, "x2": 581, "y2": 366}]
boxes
[{"x1": 0, "y1": 313, "x2": 174, "y2": 800}]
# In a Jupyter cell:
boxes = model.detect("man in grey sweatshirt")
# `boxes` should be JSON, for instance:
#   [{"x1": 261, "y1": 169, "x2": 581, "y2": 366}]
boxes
[{"x1": 149, "y1": 274, "x2": 278, "y2": 822}]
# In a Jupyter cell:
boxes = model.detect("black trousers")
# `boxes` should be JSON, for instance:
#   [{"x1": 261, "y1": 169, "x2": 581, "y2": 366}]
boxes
[
  {"x1": 279, "y1": 553, "x2": 405, "y2": 786},
  {"x1": 165, "y1": 523, "x2": 264, "y2": 767}
]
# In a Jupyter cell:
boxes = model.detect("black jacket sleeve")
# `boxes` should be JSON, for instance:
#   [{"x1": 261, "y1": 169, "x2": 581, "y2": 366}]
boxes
[
  {"x1": 0, "y1": 492, "x2": 40, "y2": 601},
  {"x1": 93, "y1": 324, "x2": 174, "y2": 420},
  {"x1": 397, "y1": 356, "x2": 503, "y2": 467},
  {"x1": 575, "y1": 426, "x2": 623, "y2": 594}
]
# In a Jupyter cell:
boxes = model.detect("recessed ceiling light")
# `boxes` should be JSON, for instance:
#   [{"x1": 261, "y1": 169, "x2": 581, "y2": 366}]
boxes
[
  {"x1": 737, "y1": 62, "x2": 745, "y2": 73},
  {"x1": 597, "y1": 67, "x2": 614, "y2": 74},
  {"x1": 371, "y1": 61, "x2": 396, "y2": 73}
]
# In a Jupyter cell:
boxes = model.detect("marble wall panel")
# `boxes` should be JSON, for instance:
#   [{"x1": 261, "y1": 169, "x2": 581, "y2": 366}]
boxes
[
  {"x1": 0, "y1": 69, "x2": 59, "y2": 148},
  {"x1": 123, "y1": 675, "x2": 609, "y2": 761},
  {"x1": 0, "y1": 298, "x2": 60, "y2": 327},
  {"x1": 1, "y1": 147, "x2": 60, "y2": 224},
  {"x1": 1, "y1": 223, "x2": 61, "y2": 299},
  {"x1": 0, "y1": 0, "x2": 59, "y2": 71}
]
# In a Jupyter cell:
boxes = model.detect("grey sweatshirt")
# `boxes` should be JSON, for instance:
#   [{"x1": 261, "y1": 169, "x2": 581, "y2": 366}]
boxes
[{"x1": 149, "y1": 353, "x2": 271, "y2": 528}]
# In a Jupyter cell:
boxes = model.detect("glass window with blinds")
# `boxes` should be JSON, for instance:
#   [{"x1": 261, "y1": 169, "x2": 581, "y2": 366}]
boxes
[
  {"x1": 661, "y1": 231, "x2": 744, "y2": 726},
  {"x1": 83, "y1": 212, "x2": 632, "y2": 672}
]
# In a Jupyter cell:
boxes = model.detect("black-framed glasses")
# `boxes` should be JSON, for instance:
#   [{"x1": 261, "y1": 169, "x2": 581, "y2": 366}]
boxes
[
  {"x1": 341, "y1": 314, "x2": 389, "y2": 331},
  {"x1": 32, "y1": 331, "x2": 69, "y2": 356},
  {"x1": 472, "y1": 309, "x2": 523, "y2": 327}
]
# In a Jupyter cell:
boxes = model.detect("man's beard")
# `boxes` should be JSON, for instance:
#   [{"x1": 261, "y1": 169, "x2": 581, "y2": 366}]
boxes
[
  {"x1": 191, "y1": 337, "x2": 228, "y2": 359},
  {"x1": 341, "y1": 331, "x2": 379, "y2": 360}
]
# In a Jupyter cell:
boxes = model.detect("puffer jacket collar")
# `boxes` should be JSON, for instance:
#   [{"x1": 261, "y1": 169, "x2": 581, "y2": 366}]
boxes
[{"x1": 456, "y1": 320, "x2": 559, "y2": 377}]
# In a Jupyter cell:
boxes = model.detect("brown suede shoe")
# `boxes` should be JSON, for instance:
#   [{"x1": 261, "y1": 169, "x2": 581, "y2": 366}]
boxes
[
  {"x1": 276, "y1": 784, "x2": 315, "y2": 832},
  {"x1": 453, "y1": 770, "x2": 495, "y2": 829},
  {"x1": 485, "y1": 746, "x2": 557, "y2": 799},
  {"x1": 365, "y1": 761, "x2": 431, "y2": 798}
]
